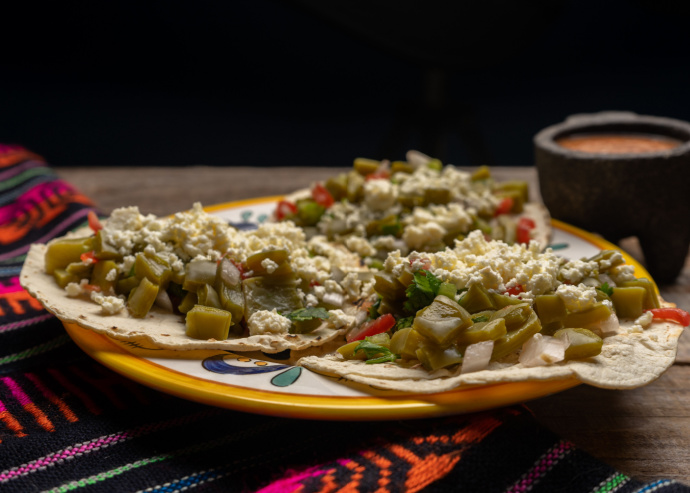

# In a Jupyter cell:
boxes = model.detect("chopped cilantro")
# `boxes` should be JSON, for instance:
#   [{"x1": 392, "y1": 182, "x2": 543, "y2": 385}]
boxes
[
  {"x1": 368, "y1": 298, "x2": 381, "y2": 319},
  {"x1": 472, "y1": 315, "x2": 490, "y2": 323},
  {"x1": 597, "y1": 282, "x2": 614, "y2": 297},
  {"x1": 381, "y1": 221, "x2": 402, "y2": 236},
  {"x1": 394, "y1": 315, "x2": 414, "y2": 331},
  {"x1": 354, "y1": 340, "x2": 399, "y2": 365},
  {"x1": 285, "y1": 307, "x2": 330, "y2": 322},
  {"x1": 403, "y1": 270, "x2": 442, "y2": 314}
]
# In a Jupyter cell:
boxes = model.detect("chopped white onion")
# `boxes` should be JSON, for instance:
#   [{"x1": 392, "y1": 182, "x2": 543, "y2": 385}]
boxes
[
  {"x1": 519, "y1": 333, "x2": 566, "y2": 367},
  {"x1": 460, "y1": 340, "x2": 494, "y2": 374},
  {"x1": 219, "y1": 258, "x2": 241, "y2": 287},
  {"x1": 155, "y1": 289, "x2": 173, "y2": 312},
  {"x1": 330, "y1": 266, "x2": 345, "y2": 282},
  {"x1": 406, "y1": 150, "x2": 432, "y2": 168},
  {"x1": 328, "y1": 219, "x2": 349, "y2": 236},
  {"x1": 322, "y1": 292, "x2": 344, "y2": 308},
  {"x1": 377, "y1": 159, "x2": 391, "y2": 172},
  {"x1": 581, "y1": 277, "x2": 600, "y2": 288},
  {"x1": 598, "y1": 273, "x2": 615, "y2": 287},
  {"x1": 596, "y1": 312, "x2": 620, "y2": 337},
  {"x1": 354, "y1": 309, "x2": 368, "y2": 326}
]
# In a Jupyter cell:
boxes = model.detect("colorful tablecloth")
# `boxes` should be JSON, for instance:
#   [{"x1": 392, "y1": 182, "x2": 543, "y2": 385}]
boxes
[{"x1": 1, "y1": 145, "x2": 688, "y2": 493}]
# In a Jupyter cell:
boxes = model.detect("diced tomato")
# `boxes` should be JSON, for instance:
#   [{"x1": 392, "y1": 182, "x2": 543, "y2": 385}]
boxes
[
  {"x1": 516, "y1": 217, "x2": 536, "y2": 244},
  {"x1": 494, "y1": 197, "x2": 514, "y2": 216},
  {"x1": 309, "y1": 279, "x2": 321, "y2": 288},
  {"x1": 645, "y1": 308, "x2": 690, "y2": 327},
  {"x1": 87, "y1": 210, "x2": 103, "y2": 233},
  {"x1": 311, "y1": 183, "x2": 335, "y2": 208},
  {"x1": 80, "y1": 251, "x2": 98, "y2": 264},
  {"x1": 81, "y1": 283, "x2": 101, "y2": 293},
  {"x1": 365, "y1": 170, "x2": 391, "y2": 181},
  {"x1": 505, "y1": 285, "x2": 524, "y2": 296},
  {"x1": 275, "y1": 200, "x2": 297, "y2": 221},
  {"x1": 346, "y1": 313, "x2": 396, "y2": 342}
]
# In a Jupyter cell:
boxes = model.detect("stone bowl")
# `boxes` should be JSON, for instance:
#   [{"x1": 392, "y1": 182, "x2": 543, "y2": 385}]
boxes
[{"x1": 534, "y1": 111, "x2": 690, "y2": 284}]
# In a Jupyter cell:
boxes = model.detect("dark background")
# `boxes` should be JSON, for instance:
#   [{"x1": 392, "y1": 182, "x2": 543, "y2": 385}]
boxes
[{"x1": 1, "y1": 0, "x2": 689, "y2": 168}]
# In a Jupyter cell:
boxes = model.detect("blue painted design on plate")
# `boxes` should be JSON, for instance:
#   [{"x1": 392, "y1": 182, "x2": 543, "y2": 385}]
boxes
[
  {"x1": 202, "y1": 354, "x2": 292, "y2": 376},
  {"x1": 549, "y1": 242, "x2": 569, "y2": 250}
]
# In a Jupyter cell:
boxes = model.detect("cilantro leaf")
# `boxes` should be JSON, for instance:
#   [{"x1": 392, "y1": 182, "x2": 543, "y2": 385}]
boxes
[
  {"x1": 403, "y1": 270, "x2": 442, "y2": 314},
  {"x1": 285, "y1": 307, "x2": 330, "y2": 322},
  {"x1": 394, "y1": 315, "x2": 414, "y2": 331},
  {"x1": 368, "y1": 298, "x2": 381, "y2": 319},
  {"x1": 354, "y1": 340, "x2": 399, "y2": 365},
  {"x1": 597, "y1": 282, "x2": 614, "y2": 297},
  {"x1": 381, "y1": 221, "x2": 402, "y2": 237},
  {"x1": 366, "y1": 354, "x2": 399, "y2": 364}
]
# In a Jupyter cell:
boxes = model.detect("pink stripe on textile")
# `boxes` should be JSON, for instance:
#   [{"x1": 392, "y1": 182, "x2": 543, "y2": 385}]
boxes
[
  {"x1": 0, "y1": 277, "x2": 22, "y2": 295},
  {"x1": 0, "y1": 314, "x2": 54, "y2": 333},
  {"x1": 505, "y1": 440, "x2": 574, "y2": 493},
  {"x1": 0, "y1": 160, "x2": 44, "y2": 183},
  {"x1": 1, "y1": 377, "x2": 34, "y2": 407},
  {"x1": 0, "y1": 144, "x2": 24, "y2": 155},
  {"x1": 0, "y1": 208, "x2": 90, "y2": 261},
  {"x1": 0, "y1": 432, "x2": 131, "y2": 482},
  {"x1": 256, "y1": 459, "x2": 352, "y2": 493},
  {"x1": 0, "y1": 409, "x2": 222, "y2": 482},
  {"x1": 0, "y1": 180, "x2": 74, "y2": 224}
]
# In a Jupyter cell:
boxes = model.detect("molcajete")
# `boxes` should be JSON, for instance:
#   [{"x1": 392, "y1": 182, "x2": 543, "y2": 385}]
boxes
[{"x1": 534, "y1": 111, "x2": 690, "y2": 284}]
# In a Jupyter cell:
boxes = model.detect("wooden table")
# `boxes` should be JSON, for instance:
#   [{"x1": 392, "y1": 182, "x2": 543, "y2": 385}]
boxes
[{"x1": 57, "y1": 165, "x2": 690, "y2": 484}]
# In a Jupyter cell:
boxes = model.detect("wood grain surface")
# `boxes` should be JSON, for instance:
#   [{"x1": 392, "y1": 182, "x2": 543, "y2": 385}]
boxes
[{"x1": 57, "y1": 165, "x2": 690, "y2": 484}]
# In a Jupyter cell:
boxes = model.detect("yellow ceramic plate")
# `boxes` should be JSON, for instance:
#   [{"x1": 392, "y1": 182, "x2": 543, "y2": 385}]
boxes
[{"x1": 62, "y1": 198, "x2": 654, "y2": 421}]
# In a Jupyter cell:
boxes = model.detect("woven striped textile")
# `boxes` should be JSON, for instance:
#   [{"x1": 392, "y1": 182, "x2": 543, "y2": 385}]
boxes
[{"x1": 1, "y1": 144, "x2": 688, "y2": 492}]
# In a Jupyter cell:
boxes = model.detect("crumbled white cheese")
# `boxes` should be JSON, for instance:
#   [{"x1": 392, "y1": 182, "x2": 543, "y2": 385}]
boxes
[
  {"x1": 327, "y1": 309, "x2": 357, "y2": 330},
  {"x1": 559, "y1": 259, "x2": 598, "y2": 285},
  {"x1": 383, "y1": 250, "x2": 407, "y2": 278},
  {"x1": 371, "y1": 235, "x2": 408, "y2": 256},
  {"x1": 101, "y1": 202, "x2": 232, "y2": 261},
  {"x1": 65, "y1": 279, "x2": 90, "y2": 297},
  {"x1": 556, "y1": 284, "x2": 598, "y2": 312},
  {"x1": 630, "y1": 311, "x2": 654, "y2": 332},
  {"x1": 247, "y1": 309, "x2": 292, "y2": 335},
  {"x1": 363, "y1": 179, "x2": 397, "y2": 211},
  {"x1": 323, "y1": 279, "x2": 344, "y2": 295},
  {"x1": 105, "y1": 268, "x2": 118, "y2": 282},
  {"x1": 635, "y1": 311, "x2": 654, "y2": 328},
  {"x1": 427, "y1": 231, "x2": 561, "y2": 296},
  {"x1": 90, "y1": 292, "x2": 125, "y2": 315},
  {"x1": 402, "y1": 221, "x2": 446, "y2": 251},
  {"x1": 312, "y1": 285, "x2": 326, "y2": 299},
  {"x1": 261, "y1": 258, "x2": 279, "y2": 274},
  {"x1": 341, "y1": 273, "x2": 363, "y2": 300},
  {"x1": 609, "y1": 264, "x2": 637, "y2": 283},
  {"x1": 120, "y1": 255, "x2": 136, "y2": 275},
  {"x1": 599, "y1": 251, "x2": 624, "y2": 270},
  {"x1": 344, "y1": 236, "x2": 376, "y2": 257}
]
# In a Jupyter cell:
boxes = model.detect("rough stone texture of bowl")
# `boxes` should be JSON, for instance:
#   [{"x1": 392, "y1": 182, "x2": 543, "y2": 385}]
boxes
[{"x1": 534, "y1": 111, "x2": 690, "y2": 284}]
